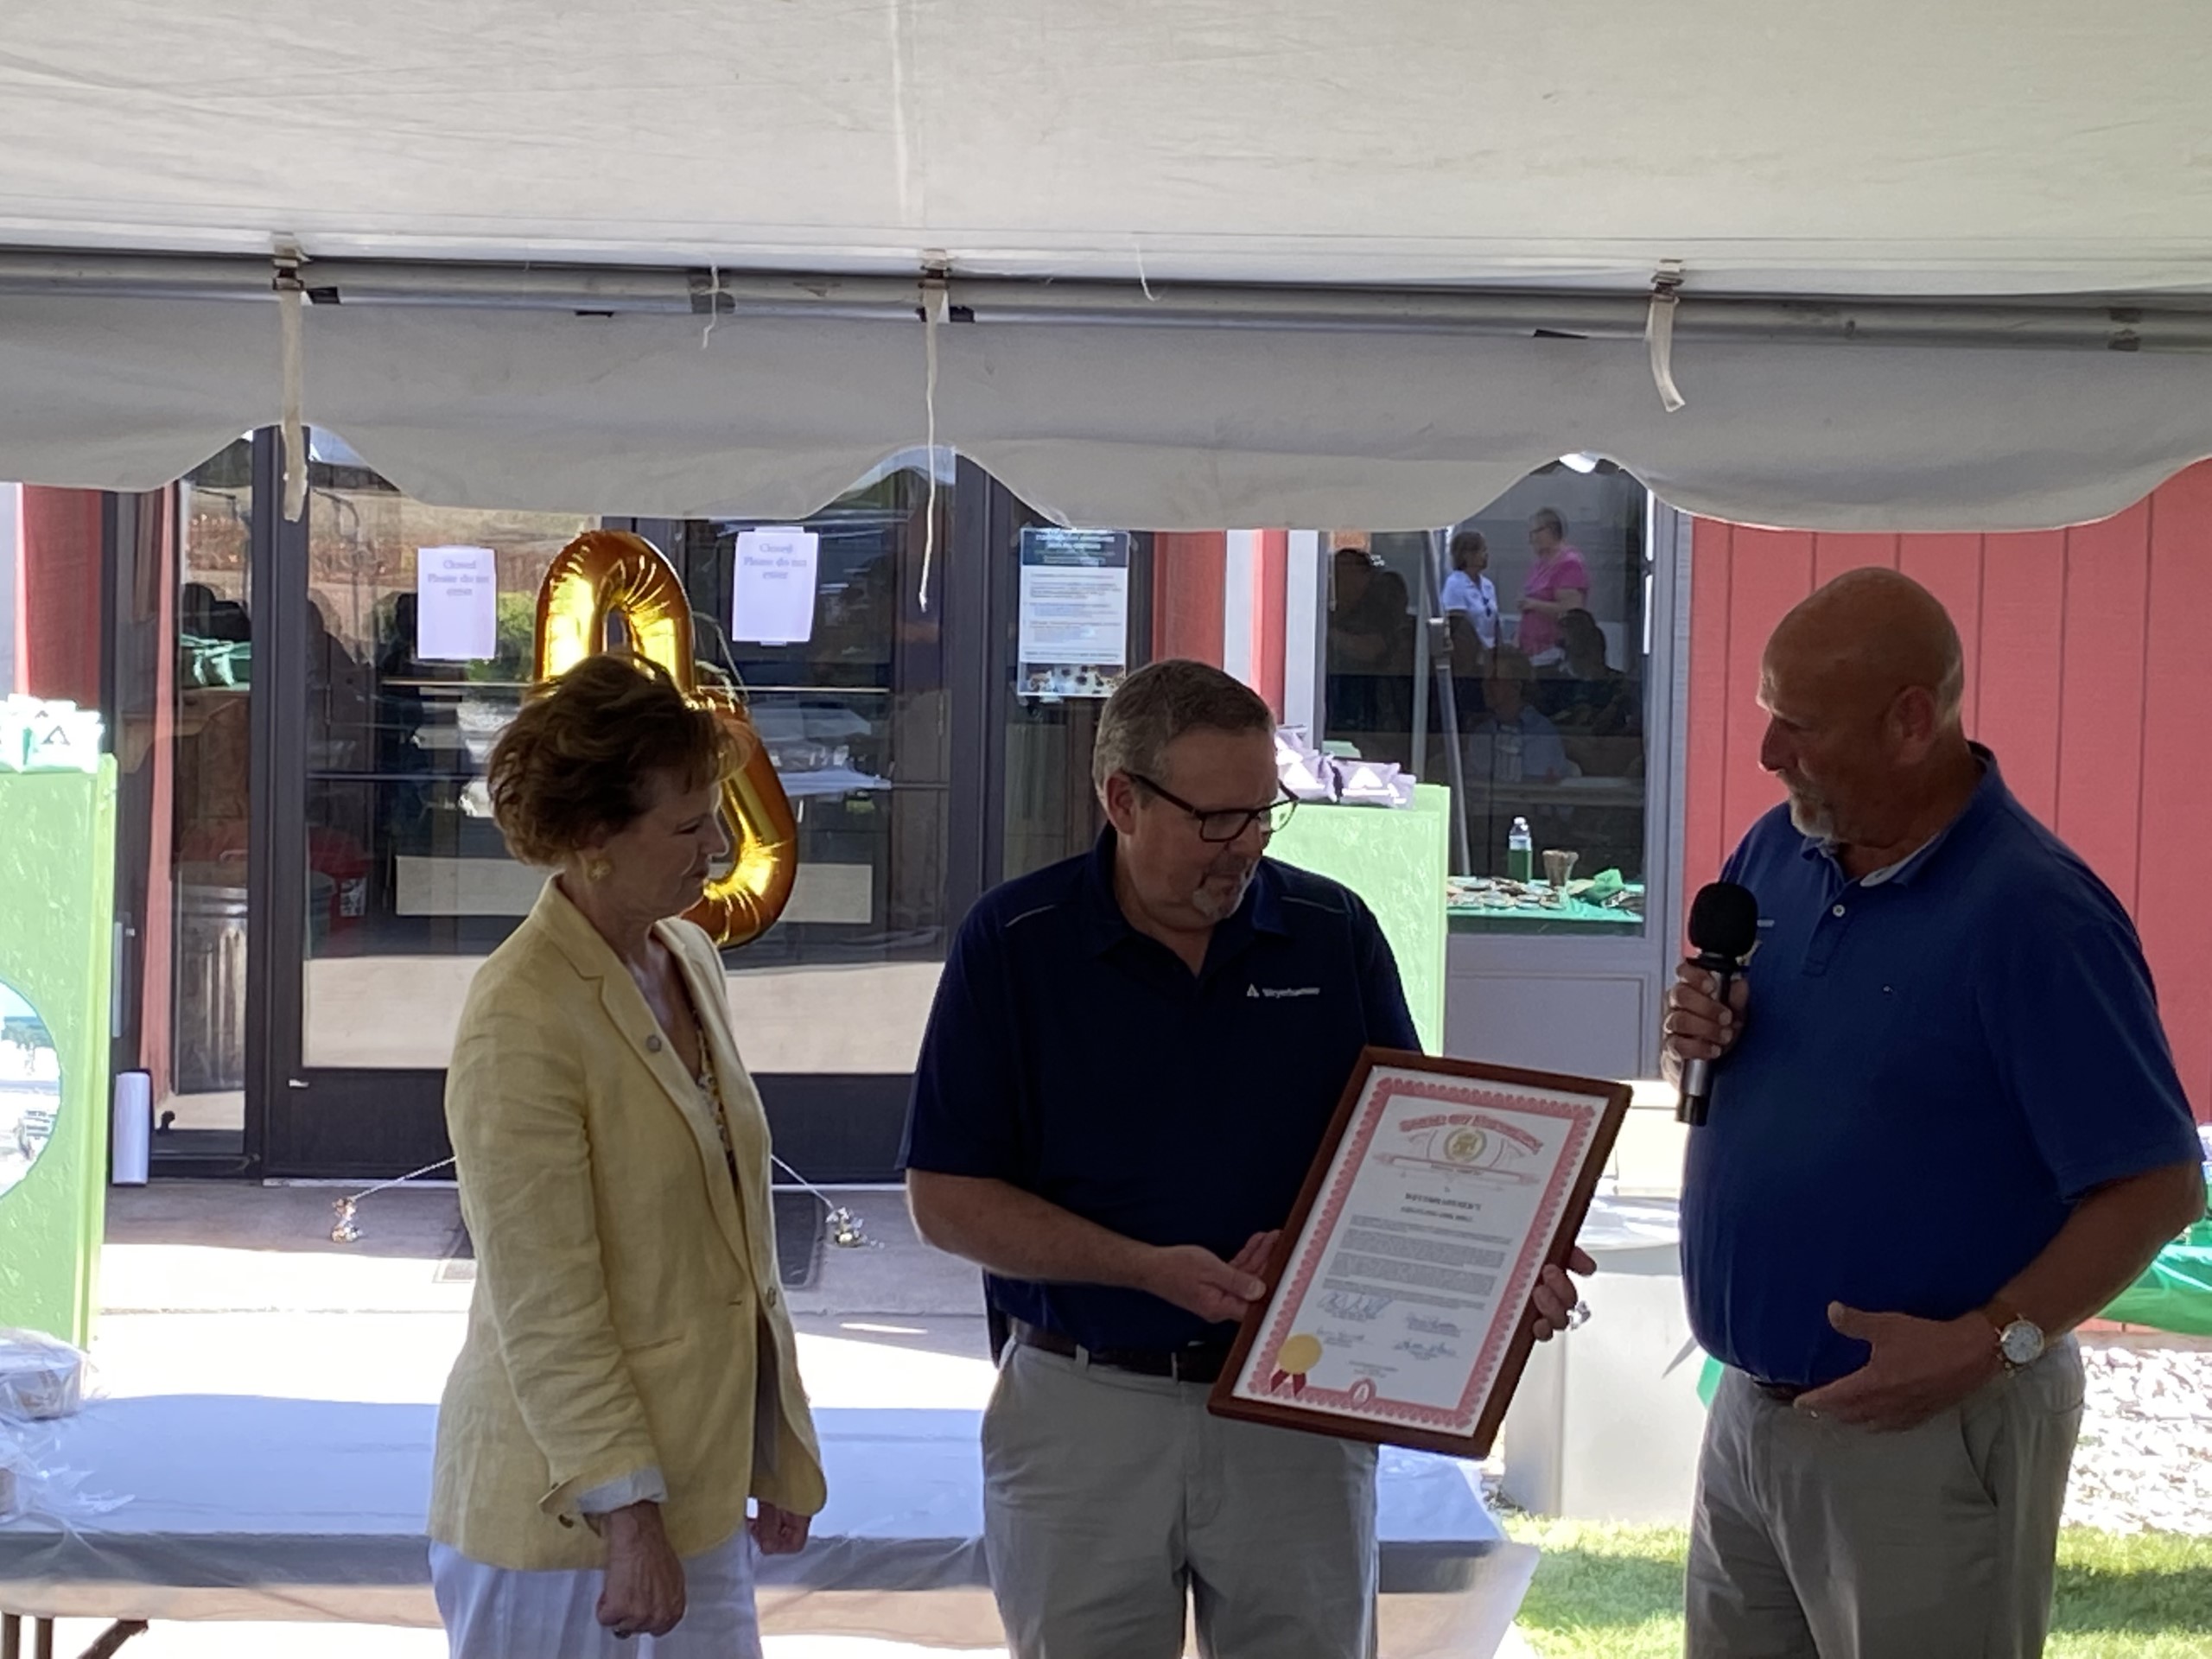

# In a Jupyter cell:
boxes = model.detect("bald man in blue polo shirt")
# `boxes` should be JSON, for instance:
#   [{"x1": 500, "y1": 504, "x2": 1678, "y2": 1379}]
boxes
[
  {"x1": 904, "y1": 659, "x2": 1587, "y2": 1659},
  {"x1": 1666, "y1": 569, "x2": 2204, "y2": 1659}
]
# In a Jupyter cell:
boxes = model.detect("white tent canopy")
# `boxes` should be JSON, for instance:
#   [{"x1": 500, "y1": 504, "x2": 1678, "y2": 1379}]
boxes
[{"x1": 6, "y1": 1, "x2": 2212, "y2": 528}]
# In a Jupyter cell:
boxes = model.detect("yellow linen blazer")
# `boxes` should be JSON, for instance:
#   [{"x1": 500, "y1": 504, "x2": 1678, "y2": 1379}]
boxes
[{"x1": 428, "y1": 880, "x2": 826, "y2": 1570}]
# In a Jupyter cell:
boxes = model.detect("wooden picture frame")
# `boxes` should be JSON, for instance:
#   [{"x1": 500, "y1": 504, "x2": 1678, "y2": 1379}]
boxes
[{"x1": 1208, "y1": 1048, "x2": 1631, "y2": 1459}]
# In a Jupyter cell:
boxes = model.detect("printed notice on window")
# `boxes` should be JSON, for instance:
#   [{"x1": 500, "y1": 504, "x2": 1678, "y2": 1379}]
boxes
[
  {"x1": 1017, "y1": 528, "x2": 1130, "y2": 700},
  {"x1": 733, "y1": 528, "x2": 821, "y2": 645},
  {"x1": 416, "y1": 545, "x2": 499, "y2": 661}
]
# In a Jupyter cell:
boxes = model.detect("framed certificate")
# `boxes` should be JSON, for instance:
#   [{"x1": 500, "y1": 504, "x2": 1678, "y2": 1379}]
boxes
[{"x1": 1209, "y1": 1050, "x2": 1630, "y2": 1458}]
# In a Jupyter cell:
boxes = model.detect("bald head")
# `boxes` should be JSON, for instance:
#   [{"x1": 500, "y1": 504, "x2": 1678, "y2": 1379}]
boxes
[
  {"x1": 1758, "y1": 569, "x2": 1979, "y2": 857},
  {"x1": 1766, "y1": 569, "x2": 1966, "y2": 729}
]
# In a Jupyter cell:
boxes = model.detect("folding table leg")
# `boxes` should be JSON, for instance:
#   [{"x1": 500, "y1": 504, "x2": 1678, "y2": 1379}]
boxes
[
  {"x1": 2, "y1": 1609, "x2": 18, "y2": 1659},
  {"x1": 30, "y1": 1618, "x2": 49, "y2": 1659},
  {"x1": 74, "y1": 1622, "x2": 147, "y2": 1659}
]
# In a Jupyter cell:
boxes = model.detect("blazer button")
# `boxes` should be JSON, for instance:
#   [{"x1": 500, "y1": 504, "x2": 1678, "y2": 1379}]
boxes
[
  {"x1": 766, "y1": 1287, "x2": 779, "y2": 1308},
  {"x1": 646, "y1": 1035, "x2": 664, "y2": 1052}
]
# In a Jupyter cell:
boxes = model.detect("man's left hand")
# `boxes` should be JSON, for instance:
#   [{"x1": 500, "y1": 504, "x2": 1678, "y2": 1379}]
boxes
[
  {"x1": 1529, "y1": 1248, "x2": 1597, "y2": 1341},
  {"x1": 1794, "y1": 1302, "x2": 1999, "y2": 1432}
]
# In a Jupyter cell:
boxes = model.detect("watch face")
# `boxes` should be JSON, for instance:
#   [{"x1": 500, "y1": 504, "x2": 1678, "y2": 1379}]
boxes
[{"x1": 1999, "y1": 1319, "x2": 2045, "y2": 1366}]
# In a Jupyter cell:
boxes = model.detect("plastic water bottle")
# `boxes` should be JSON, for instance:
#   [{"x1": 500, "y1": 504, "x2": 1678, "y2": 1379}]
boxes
[{"x1": 1508, "y1": 816, "x2": 1535, "y2": 882}]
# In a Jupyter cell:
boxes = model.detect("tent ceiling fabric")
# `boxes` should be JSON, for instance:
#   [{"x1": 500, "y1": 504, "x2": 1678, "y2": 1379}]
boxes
[
  {"x1": 7, "y1": 2, "x2": 2210, "y2": 295},
  {"x1": 5, "y1": 3, "x2": 2212, "y2": 525},
  {"x1": 11, "y1": 294, "x2": 2212, "y2": 533}
]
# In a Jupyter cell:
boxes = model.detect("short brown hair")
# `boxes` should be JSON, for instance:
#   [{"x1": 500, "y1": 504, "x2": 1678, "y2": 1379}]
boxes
[
  {"x1": 1092, "y1": 659, "x2": 1273, "y2": 791},
  {"x1": 487, "y1": 654, "x2": 739, "y2": 866}
]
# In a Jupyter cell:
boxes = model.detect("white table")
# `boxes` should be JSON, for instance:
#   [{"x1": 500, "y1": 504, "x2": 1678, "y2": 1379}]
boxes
[{"x1": 1, "y1": 1396, "x2": 1533, "y2": 1656}]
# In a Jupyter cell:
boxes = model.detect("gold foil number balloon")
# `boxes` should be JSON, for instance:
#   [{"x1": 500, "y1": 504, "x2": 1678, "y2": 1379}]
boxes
[{"x1": 533, "y1": 530, "x2": 798, "y2": 947}]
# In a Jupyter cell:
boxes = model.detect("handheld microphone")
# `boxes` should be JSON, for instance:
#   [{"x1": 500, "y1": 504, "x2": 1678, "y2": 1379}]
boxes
[{"x1": 1677, "y1": 880, "x2": 1759, "y2": 1128}]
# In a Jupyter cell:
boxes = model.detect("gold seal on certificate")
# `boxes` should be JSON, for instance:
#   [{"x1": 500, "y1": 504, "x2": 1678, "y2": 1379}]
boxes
[{"x1": 1209, "y1": 1050, "x2": 1630, "y2": 1458}]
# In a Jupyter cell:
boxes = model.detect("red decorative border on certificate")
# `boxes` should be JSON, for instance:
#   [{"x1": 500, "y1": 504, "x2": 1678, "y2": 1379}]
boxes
[{"x1": 1244, "y1": 1070, "x2": 1599, "y2": 1432}]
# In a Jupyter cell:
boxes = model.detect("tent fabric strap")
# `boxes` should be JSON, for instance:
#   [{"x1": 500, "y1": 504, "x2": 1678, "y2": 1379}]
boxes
[
  {"x1": 273, "y1": 241, "x2": 308, "y2": 521},
  {"x1": 2, "y1": 249, "x2": 2209, "y2": 353}
]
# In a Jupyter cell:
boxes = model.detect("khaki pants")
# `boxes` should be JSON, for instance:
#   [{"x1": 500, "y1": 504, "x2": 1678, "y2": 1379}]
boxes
[
  {"x1": 982, "y1": 1340, "x2": 1379, "y2": 1659},
  {"x1": 1687, "y1": 1341, "x2": 2084, "y2": 1659}
]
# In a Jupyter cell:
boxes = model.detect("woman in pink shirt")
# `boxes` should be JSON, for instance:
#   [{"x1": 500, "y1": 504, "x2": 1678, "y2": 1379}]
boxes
[{"x1": 1516, "y1": 507, "x2": 1590, "y2": 661}]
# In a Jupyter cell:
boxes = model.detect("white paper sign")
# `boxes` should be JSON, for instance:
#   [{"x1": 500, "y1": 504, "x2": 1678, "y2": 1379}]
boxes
[
  {"x1": 1016, "y1": 529, "x2": 1130, "y2": 699},
  {"x1": 733, "y1": 528, "x2": 820, "y2": 645},
  {"x1": 416, "y1": 545, "x2": 499, "y2": 661}
]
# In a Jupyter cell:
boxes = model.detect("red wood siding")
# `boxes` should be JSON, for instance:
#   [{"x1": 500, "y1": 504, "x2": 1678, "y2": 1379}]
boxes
[
  {"x1": 1151, "y1": 532, "x2": 1227, "y2": 666},
  {"x1": 19, "y1": 486, "x2": 104, "y2": 708},
  {"x1": 1251, "y1": 530, "x2": 1288, "y2": 718},
  {"x1": 1685, "y1": 466, "x2": 2212, "y2": 1122}
]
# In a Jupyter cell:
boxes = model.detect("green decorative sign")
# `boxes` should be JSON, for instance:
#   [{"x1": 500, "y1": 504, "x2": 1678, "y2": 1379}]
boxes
[
  {"x1": 0, "y1": 741, "x2": 117, "y2": 1345},
  {"x1": 1268, "y1": 784, "x2": 1450, "y2": 1054}
]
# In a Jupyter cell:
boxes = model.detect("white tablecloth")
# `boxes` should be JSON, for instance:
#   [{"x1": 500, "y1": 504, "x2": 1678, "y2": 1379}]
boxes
[{"x1": 0, "y1": 1397, "x2": 1534, "y2": 1655}]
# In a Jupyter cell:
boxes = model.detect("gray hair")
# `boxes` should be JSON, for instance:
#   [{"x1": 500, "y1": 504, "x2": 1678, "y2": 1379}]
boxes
[
  {"x1": 1092, "y1": 659, "x2": 1274, "y2": 791},
  {"x1": 1935, "y1": 640, "x2": 1968, "y2": 728}
]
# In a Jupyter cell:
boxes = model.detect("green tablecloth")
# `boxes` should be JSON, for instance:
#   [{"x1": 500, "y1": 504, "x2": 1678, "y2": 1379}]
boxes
[
  {"x1": 1267, "y1": 785, "x2": 1450, "y2": 1053},
  {"x1": 2103, "y1": 1239, "x2": 2212, "y2": 1337}
]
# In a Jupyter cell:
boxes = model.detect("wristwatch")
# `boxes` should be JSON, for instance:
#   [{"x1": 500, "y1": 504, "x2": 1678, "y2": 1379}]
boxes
[{"x1": 1980, "y1": 1299, "x2": 2046, "y2": 1370}]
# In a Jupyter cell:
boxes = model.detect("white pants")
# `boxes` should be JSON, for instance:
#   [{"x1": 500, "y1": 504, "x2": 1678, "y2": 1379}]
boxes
[
  {"x1": 983, "y1": 1340, "x2": 1379, "y2": 1659},
  {"x1": 430, "y1": 1528, "x2": 764, "y2": 1659}
]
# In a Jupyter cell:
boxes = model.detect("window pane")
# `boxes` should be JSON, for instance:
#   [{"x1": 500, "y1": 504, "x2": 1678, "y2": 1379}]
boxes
[
  {"x1": 169, "y1": 438, "x2": 256, "y2": 1132},
  {"x1": 1323, "y1": 466, "x2": 1651, "y2": 937},
  {"x1": 296, "y1": 453, "x2": 958, "y2": 1081},
  {"x1": 677, "y1": 467, "x2": 952, "y2": 1074},
  {"x1": 299, "y1": 442, "x2": 594, "y2": 1068}
]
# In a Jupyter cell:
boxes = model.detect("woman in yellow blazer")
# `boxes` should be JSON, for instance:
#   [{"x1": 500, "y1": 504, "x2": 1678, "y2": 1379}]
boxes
[{"x1": 428, "y1": 655, "x2": 825, "y2": 1657}]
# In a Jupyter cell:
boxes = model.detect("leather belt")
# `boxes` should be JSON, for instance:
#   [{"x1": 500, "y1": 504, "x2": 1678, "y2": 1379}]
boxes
[
  {"x1": 1753, "y1": 1380, "x2": 1811, "y2": 1403},
  {"x1": 1012, "y1": 1320, "x2": 1233, "y2": 1384}
]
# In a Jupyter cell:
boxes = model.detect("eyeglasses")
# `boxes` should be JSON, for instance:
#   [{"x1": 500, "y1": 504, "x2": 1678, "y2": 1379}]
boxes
[{"x1": 1128, "y1": 773, "x2": 1298, "y2": 843}]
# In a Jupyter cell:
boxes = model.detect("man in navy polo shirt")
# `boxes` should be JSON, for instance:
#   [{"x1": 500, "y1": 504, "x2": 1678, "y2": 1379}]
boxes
[
  {"x1": 1666, "y1": 569, "x2": 2204, "y2": 1659},
  {"x1": 903, "y1": 659, "x2": 1588, "y2": 1659}
]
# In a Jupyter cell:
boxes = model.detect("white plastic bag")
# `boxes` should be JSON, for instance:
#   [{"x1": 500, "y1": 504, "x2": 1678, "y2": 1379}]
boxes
[{"x1": 0, "y1": 1417, "x2": 129, "y2": 1526}]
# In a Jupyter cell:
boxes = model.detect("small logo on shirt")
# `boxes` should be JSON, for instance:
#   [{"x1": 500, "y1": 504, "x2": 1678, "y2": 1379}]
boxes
[{"x1": 1248, "y1": 983, "x2": 1322, "y2": 1000}]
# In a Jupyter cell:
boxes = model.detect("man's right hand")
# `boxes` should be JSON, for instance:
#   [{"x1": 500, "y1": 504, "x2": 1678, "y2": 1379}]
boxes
[
  {"x1": 1141, "y1": 1230, "x2": 1280, "y2": 1324},
  {"x1": 1662, "y1": 960, "x2": 1750, "y2": 1079}
]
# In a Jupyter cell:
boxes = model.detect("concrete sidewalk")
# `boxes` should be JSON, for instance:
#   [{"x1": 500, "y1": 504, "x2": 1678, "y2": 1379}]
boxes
[
  {"x1": 33, "y1": 1183, "x2": 1005, "y2": 1656},
  {"x1": 38, "y1": 1183, "x2": 1542, "y2": 1658}
]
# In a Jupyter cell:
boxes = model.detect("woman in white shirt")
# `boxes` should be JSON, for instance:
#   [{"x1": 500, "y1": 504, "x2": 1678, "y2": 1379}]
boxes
[{"x1": 1441, "y1": 529, "x2": 1499, "y2": 649}]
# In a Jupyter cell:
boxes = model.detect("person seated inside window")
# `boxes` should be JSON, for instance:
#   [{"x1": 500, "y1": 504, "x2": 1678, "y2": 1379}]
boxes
[
  {"x1": 1326, "y1": 545, "x2": 1416, "y2": 766},
  {"x1": 1537, "y1": 610, "x2": 1635, "y2": 729},
  {"x1": 1539, "y1": 609, "x2": 1643, "y2": 779},
  {"x1": 1465, "y1": 648, "x2": 1573, "y2": 782}
]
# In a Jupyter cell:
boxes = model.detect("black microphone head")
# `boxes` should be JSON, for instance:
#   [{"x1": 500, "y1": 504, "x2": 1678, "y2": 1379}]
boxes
[{"x1": 1688, "y1": 880, "x2": 1760, "y2": 958}]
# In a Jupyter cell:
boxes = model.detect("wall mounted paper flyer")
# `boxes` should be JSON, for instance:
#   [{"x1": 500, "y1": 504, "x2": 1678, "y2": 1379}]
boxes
[
  {"x1": 733, "y1": 528, "x2": 820, "y2": 645},
  {"x1": 1017, "y1": 528, "x2": 1129, "y2": 699},
  {"x1": 416, "y1": 546, "x2": 499, "y2": 661}
]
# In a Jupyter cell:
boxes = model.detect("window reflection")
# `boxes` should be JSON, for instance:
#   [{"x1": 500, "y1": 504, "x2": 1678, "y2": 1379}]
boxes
[
  {"x1": 296, "y1": 448, "x2": 959, "y2": 1077},
  {"x1": 170, "y1": 440, "x2": 255, "y2": 1129},
  {"x1": 1322, "y1": 465, "x2": 1652, "y2": 935}
]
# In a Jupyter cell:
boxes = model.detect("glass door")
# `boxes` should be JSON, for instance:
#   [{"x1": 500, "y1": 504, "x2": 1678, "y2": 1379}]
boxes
[
  {"x1": 100, "y1": 436, "x2": 264, "y2": 1169},
  {"x1": 257, "y1": 432, "x2": 601, "y2": 1174},
  {"x1": 252, "y1": 439, "x2": 1159, "y2": 1179}
]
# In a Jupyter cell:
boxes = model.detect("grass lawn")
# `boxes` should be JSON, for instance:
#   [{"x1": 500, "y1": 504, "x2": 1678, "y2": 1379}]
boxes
[{"x1": 1503, "y1": 1519, "x2": 2212, "y2": 1658}]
